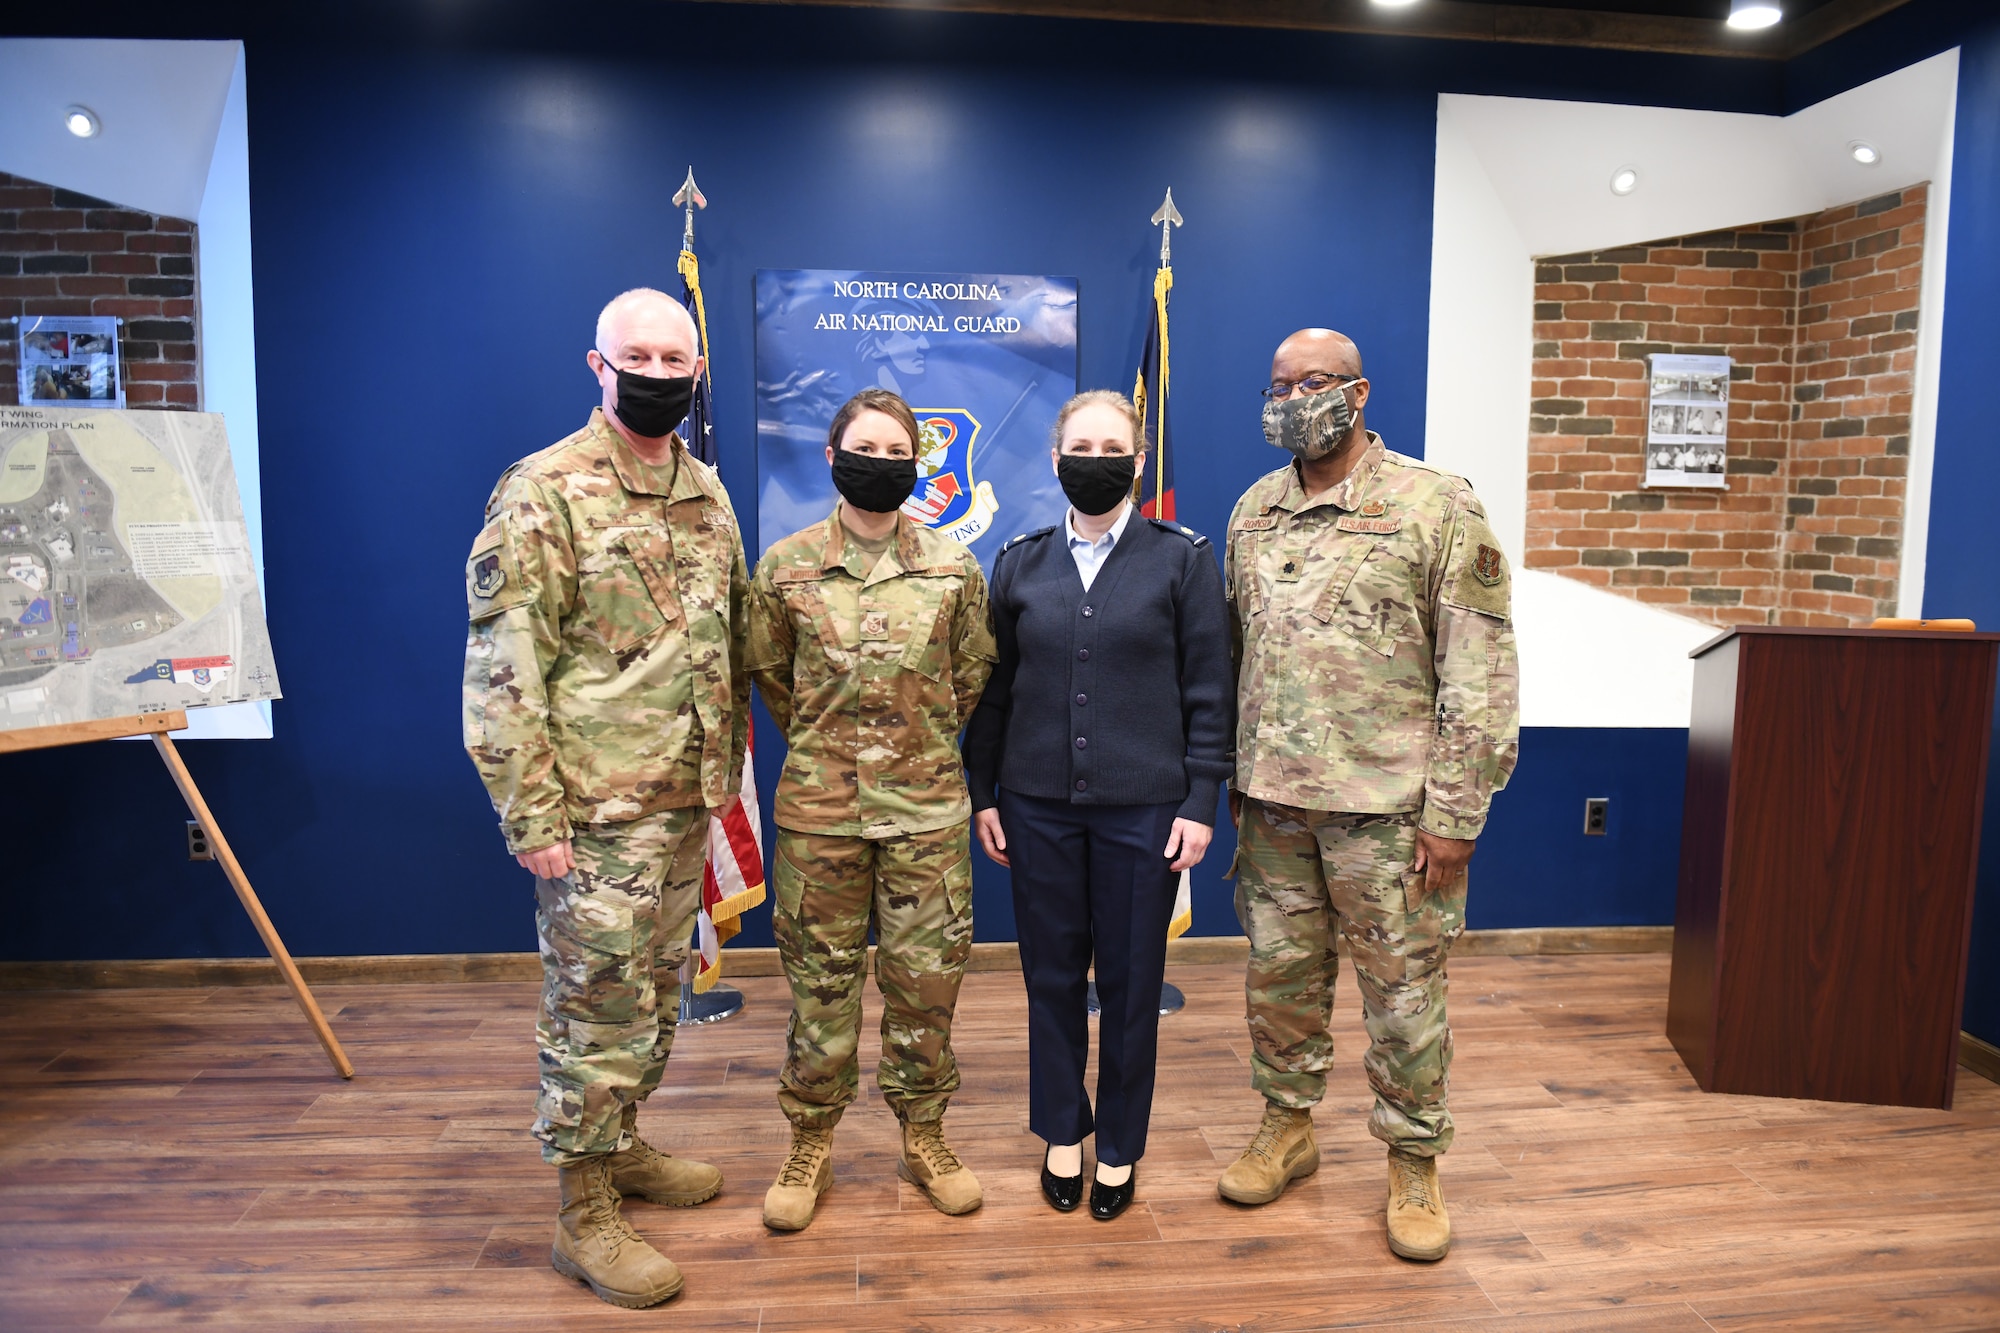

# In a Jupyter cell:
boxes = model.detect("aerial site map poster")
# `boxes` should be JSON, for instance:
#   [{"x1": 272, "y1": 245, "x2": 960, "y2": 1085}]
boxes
[
  {"x1": 753, "y1": 269, "x2": 1078, "y2": 565},
  {"x1": 0, "y1": 406, "x2": 280, "y2": 731}
]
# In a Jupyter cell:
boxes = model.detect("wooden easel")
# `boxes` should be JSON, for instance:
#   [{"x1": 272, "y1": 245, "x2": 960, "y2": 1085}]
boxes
[{"x1": 0, "y1": 709, "x2": 354, "y2": 1078}]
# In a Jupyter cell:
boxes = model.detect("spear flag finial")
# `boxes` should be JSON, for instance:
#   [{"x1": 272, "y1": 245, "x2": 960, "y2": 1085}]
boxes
[
  {"x1": 1150, "y1": 188, "x2": 1183, "y2": 265},
  {"x1": 674, "y1": 168, "x2": 707, "y2": 250}
]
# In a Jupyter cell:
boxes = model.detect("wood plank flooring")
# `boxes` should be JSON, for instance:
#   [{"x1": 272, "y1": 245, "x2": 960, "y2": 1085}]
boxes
[{"x1": 2, "y1": 955, "x2": 1996, "y2": 1330}]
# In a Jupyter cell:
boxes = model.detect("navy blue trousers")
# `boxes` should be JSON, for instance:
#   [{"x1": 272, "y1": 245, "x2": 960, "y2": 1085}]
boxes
[{"x1": 999, "y1": 789, "x2": 1181, "y2": 1168}]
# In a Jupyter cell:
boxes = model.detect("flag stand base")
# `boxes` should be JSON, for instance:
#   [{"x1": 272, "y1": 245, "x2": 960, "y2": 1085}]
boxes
[
  {"x1": 677, "y1": 980, "x2": 745, "y2": 1026},
  {"x1": 1086, "y1": 981, "x2": 1186, "y2": 1017}
]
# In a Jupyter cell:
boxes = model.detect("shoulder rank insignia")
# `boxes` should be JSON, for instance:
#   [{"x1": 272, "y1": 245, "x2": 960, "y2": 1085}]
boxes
[
  {"x1": 471, "y1": 551, "x2": 507, "y2": 599},
  {"x1": 1148, "y1": 518, "x2": 1210, "y2": 547},
  {"x1": 1000, "y1": 525, "x2": 1055, "y2": 555},
  {"x1": 1473, "y1": 543, "x2": 1504, "y2": 587}
]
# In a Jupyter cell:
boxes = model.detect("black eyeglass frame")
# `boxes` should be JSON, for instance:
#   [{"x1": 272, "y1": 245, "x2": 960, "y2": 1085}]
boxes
[{"x1": 1261, "y1": 372, "x2": 1363, "y2": 401}]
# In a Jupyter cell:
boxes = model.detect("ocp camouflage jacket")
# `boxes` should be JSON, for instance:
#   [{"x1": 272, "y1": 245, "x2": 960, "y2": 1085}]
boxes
[
  {"x1": 462, "y1": 409, "x2": 751, "y2": 853},
  {"x1": 1226, "y1": 434, "x2": 1520, "y2": 839},
  {"x1": 747, "y1": 509, "x2": 997, "y2": 839}
]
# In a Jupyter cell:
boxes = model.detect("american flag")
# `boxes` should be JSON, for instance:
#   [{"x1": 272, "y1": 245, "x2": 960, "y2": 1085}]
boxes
[{"x1": 681, "y1": 244, "x2": 767, "y2": 990}]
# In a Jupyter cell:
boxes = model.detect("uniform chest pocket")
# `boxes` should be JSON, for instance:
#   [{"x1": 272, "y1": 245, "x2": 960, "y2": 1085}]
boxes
[
  {"x1": 568, "y1": 528, "x2": 670, "y2": 655},
  {"x1": 665, "y1": 506, "x2": 734, "y2": 620},
  {"x1": 897, "y1": 578, "x2": 954, "y2": 682},
  {"x1": 1231, "y1": 517, "x2": 1280, "y2": 614},
  {"x1": 1311, "y1": 542, "x2": 1419, "y2": 657},
  {"x1": 777, "y1": 578, "x2": 853, "y2": 675}
]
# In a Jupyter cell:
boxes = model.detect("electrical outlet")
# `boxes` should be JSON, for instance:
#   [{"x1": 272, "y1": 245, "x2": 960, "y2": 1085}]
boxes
[
  {"x1": 1583, "y1": 797, "x2": 1609, "y2": 836},
  {"x1": 186, "y1": 820, "x2": 213, "y2": 861}
]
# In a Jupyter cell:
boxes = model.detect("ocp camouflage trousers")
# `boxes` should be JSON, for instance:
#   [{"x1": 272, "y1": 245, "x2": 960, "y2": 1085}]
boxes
[
  {"x1": 772, "y1": 824, "x2": 974, "y2": 1129},
  {"x1": 1234, "y1": 798, "x2": 1466, "y2": 1156},
  {"x1": 532, "y1": 805, "x2": 705, "y2": 1166}
]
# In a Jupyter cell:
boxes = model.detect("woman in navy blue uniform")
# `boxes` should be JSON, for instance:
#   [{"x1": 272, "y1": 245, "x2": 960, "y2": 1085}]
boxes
[{"x1": 966, "y1": 390, "x2": 1234, "y2": 1219}]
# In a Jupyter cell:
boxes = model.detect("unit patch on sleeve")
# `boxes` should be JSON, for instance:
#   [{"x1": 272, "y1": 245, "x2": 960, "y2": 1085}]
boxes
[
  {"x1": 1445, "y1": 512, "x2": 1512, "y2": 620},
  {"x1": 466, "y1": 522, "x2": 530, "y2": 620}
]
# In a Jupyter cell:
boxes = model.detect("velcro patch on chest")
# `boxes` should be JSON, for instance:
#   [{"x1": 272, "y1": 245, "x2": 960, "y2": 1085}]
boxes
[
  {"x1": 860, "y1": 611, "x2": 890, "y2": 640},
  {"x1": 701, "y1": 505, "x2": 731, "y2": 529},
  {"x1": 1336, "y1": 516, "x2": 1402, "y2": 534}
]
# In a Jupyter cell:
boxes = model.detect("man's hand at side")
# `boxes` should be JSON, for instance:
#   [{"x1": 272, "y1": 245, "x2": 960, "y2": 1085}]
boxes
[
  {"x1": 517, "y1": 840, "x2": 576, "y2": 880},
  {"x1": 1410, "y1": 830, "x2": 1473, "y2": 901}
]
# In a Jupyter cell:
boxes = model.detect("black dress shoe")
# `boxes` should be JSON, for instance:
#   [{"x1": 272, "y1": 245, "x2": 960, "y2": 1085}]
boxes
[
  {"x1": 1041, "y1": 1148, "x2": 1083, "y2": 1213},
  {"x1": 1089, "y1": 1165, "x2": 1136, "y2": 1221}
]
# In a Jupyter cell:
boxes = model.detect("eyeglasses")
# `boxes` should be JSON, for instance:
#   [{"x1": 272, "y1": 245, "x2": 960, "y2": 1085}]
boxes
[{"x1": 1261, "y1": 373, "x2": 1361, "y2": 401}]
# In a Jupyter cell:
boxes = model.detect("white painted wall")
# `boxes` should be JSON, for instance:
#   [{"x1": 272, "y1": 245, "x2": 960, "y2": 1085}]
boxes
[
  {"x1": 1, "y1": 38, "x2": 269, "y2": 739},
  {"x1": 0, "y1": 39, "x2": 238, "y2": 220},
  {"x1": 1427, "y1": 51, "x2": 1961, "y2": 728},
  {"x1": 1899, "y1": 73, "x2": 1958, "y2": 620},
  {"x1": 1424, "y1": 100, "x2": 1533, "y2": 564},
  {"x1": 186, "y1": 47, "x2": 270, "y2": 740}
]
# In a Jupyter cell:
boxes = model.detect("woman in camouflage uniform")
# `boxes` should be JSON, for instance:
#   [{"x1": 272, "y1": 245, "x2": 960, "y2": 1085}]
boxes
[{"x1": 745, "y1": 388, "x2": 997, "y2": 1231}]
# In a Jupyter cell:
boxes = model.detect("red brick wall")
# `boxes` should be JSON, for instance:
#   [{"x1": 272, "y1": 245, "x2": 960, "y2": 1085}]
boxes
[
  {"x1": 1524, "y1": 185, "x2": 1926, "y2": 627},
  {"x1": 0, "y1": 170, "x2": 199, "y2": 411},
  {"x1": 1782, "y1": 188, "x2": 1926, "y2": 622}
]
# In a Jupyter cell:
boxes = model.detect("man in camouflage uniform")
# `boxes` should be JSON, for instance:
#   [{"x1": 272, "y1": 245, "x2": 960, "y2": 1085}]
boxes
[
  {"x1": 462, "y1": 288, "x2": 750, "y2": 1308},
  {"x1": 746, "y1": 389, "x2": 997, "y2": 1231},
  {"x1": 1218, "y1": 328, "x2": 1519, "y2": 1262}
]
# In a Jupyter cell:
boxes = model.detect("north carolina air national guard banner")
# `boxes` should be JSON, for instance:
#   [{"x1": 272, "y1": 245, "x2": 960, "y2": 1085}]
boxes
[{"x1": 754, "y1": 270, "x2": 1078, "y2": 564}]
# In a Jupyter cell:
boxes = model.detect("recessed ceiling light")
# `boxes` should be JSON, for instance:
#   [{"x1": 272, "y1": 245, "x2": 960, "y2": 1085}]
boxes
[
  {"x1": 1370, "y1": 0, "x2": 1422, "y2": 7},
  {"x1": 63, "y1": 105, "x2": 100, "y2": 138},
  {"x1": 1849, "y1": 140, "x2": 1881, "y2": 166},
  {"x1": 1727, "y1": 0, "x2": 1782, "y2": 30},
  {"x1": 1609, "y1": 165, "x2": 1640, "y2": 196}
]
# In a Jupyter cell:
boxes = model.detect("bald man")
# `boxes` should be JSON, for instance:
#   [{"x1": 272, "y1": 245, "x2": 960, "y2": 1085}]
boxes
[
  {"x1": 462, "y1": 288, "x2": 751, "y2": 1308},
  {"x1": 1217, "y1": 329, "x2": 1519, "y2": 1261}
]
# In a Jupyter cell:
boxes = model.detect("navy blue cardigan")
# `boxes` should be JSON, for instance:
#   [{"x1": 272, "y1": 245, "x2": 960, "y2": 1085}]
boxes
[{"x1": 964, "y1": 515, "x2": 1235, "y2": 824}]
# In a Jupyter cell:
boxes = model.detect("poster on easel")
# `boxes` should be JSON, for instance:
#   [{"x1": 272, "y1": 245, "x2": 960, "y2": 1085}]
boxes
[
  {"x1": 0, "y1": 406, "x2": 280, "y2": 733},
  {"x1": 16, "y1": 314, "x2": 125, "y2": 409},
  {"x1": 1644, "y1": 353, "x2": 1731, "y2": 489}
]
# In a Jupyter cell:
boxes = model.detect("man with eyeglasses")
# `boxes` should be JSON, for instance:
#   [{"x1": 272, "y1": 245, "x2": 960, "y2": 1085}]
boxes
[
  {"x1": 462, "y1": 288, "x2": 751, "y2": 1308},
  {"x1": 1216, "y1": 327, "x2": 1519, "y2": 1262}
]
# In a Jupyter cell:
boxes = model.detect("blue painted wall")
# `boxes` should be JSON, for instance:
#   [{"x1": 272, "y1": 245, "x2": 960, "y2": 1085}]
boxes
[
  {"x1": 0, "y1": 3, "x2": 1961, "y2": 966},
  {"x1": 1913, "y1": 11, "x2": 2000, "y2": 1045}
]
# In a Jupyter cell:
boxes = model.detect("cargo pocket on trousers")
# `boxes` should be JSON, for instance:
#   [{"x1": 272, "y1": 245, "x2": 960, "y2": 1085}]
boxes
[
  {"x1": 940, "y1": 853, "x2": 974, "y2": 970},
  {"x1": 771, "y1": 838, "x2": 810, "y2": 959},
  {"x1": 537, "y1": 875, "x2": 637, "y2": 1025}
]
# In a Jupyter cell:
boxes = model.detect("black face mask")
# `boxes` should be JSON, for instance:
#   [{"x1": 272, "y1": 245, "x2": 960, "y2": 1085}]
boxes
[
  {"x1": 831, "y1": 449, "x2": 918, "y2": 515},
  {"x1": 1057, "y1": 452, "x2": 1137, "y2": 516},
  {"x1": 604, "y1": 363, "x2": 694, "y2": 439}
]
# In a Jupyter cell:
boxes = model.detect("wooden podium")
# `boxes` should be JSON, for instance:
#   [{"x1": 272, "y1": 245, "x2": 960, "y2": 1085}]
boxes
[{"x1": 1667, "y1": 626, "x2": 1998, "y2": 1109}]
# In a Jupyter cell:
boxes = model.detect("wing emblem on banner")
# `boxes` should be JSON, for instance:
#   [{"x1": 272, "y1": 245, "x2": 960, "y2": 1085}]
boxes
[{"x1": 902, "y1": 409, "x2": 1000, "y2": 546}]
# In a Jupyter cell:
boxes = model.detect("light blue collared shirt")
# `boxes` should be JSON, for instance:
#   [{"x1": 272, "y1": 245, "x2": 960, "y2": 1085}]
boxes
[{"x1": 1065, "y1": 502, "x2": 1133, "y2": 593}]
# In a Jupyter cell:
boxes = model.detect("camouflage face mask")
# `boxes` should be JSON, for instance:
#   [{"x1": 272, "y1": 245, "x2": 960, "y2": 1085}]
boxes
[{"x1": 1261, "y1": 386, "x2": 1353, "y2": 461}]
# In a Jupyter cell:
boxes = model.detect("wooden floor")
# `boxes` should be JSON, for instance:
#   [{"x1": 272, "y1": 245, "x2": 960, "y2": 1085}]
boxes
[{"x1": 3, "y1": 956, "x2": 1998, "y2": 1331}]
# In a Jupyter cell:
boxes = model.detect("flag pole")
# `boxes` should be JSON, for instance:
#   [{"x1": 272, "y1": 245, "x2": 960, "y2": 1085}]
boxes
[
  {"x1": 1150, "y1": 188, "x2": 1187, "y2": 1014},
  {"x1": 672, "y1": 166, "x2": 750, "y2": 1028}
]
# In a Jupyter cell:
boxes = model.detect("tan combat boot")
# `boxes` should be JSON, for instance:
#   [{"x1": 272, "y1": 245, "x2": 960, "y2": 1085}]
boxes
[
  {"x1": 1386, "y1": 1147, "x2": 1451, "y2": 1261},
  {"x1": 551, "y1": 1156, "x2": 684, "y2": 1308},
  {"x1": 762, "y1": 1124, "x2": 835, "y2": 1232},
  {"x1": 1217, "y1": 1103, "x2": 1319, "y2": 1205},
  {"x1": 607, "y1": 1103, "x2": 722, "y2": 1207},
  {"x1": 897, "y1": 1117, "x2": 983, "y2": 1216}
]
